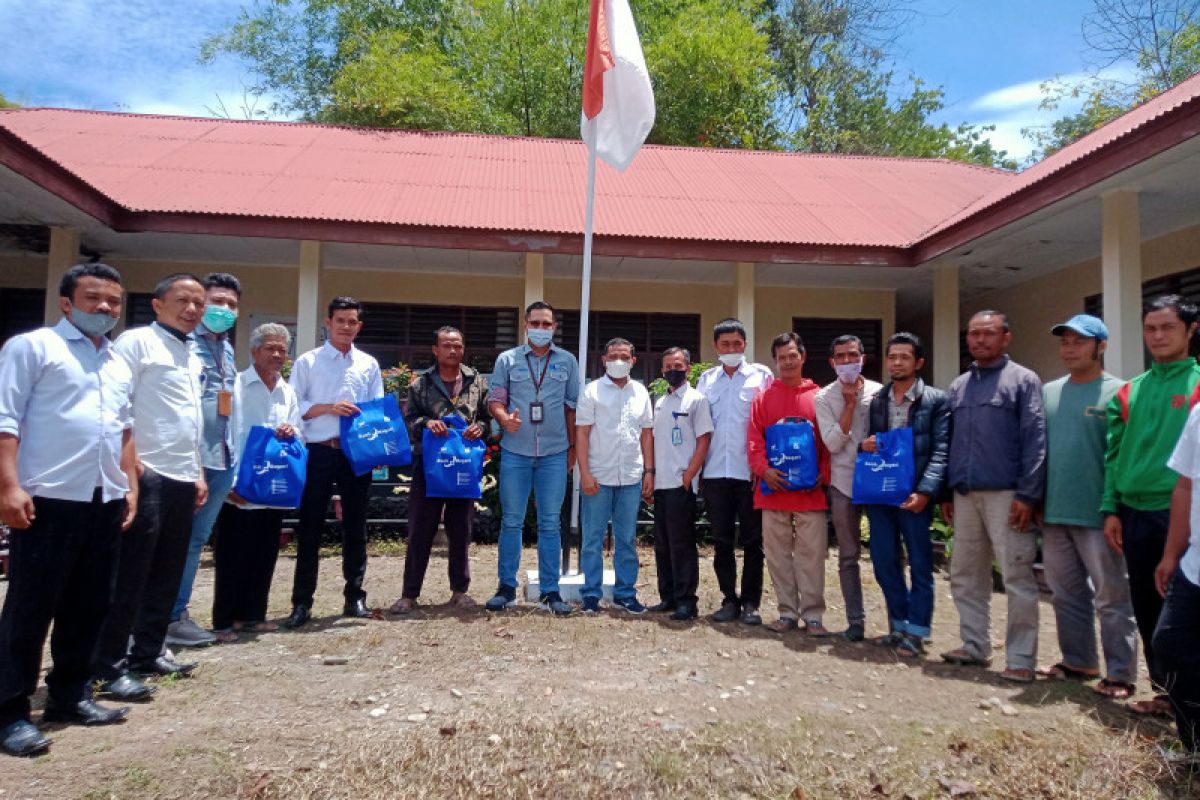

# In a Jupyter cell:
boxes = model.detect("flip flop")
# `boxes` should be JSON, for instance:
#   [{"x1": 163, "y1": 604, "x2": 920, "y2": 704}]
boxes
[
  {"x1": 1001, "y1": 667, "x2": 1036, "y2": 683},
  {"x1": 1093, "y1": 678, "x2": 1136, "y2": 700},
  {"x1": 1036, "y1": 662, "x2": 1100, "y2": 681},
  {"x1": 389, "y1": 598, "x2": 416, "y2": 615},
  {"x1": 940, "y1": 648, "x2": 992, "y2": 667},
  {"x1": 1128, "y1": 696, "x2": 1174, "y2": 717}
]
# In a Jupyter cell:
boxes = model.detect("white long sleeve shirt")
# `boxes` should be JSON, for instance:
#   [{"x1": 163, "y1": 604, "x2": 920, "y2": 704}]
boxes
[
  {"x1": 697, "y1": 361, "x2": 773, "y2": 481},
  {"x1": 230, "y1": 366, "x2": 304, "y2": 510},
  {"x1": 289, "y1": 341, "x2": 384, "y2": 443}
]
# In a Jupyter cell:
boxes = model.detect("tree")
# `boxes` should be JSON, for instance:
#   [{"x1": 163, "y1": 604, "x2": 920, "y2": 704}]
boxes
[{"x1": 0, "y1": 92, "x2": 17, "y2": 109}]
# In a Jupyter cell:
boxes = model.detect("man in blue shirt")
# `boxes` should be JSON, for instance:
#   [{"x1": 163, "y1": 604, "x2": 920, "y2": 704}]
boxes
[{"x1": 485, "y1": 301, "x2": 579, "y2": 615}]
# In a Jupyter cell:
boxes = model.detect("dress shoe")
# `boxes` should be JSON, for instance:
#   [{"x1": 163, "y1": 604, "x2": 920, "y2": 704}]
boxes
[
  {"x1": 647, "y1": 600, "x2": 676, "y2": 613},
  {"x1": 670, "y1": 604, "x2": 698, "y2": 621},
  {"x1": 283, "y1": 605, "x2": 311, "y2": 629},
  {"x1": 128, "y1": 655, "x2": 196, "y2": 678},
  {"x1": 711, "y1": 600, "x2": 740, "y2": 623},
  {"x1": 43, "y1": 699, "x2": 129, "y2": 726},
  {"x1": 343, "y1": 599, "x2": 372, "y2": 618},
  {"x1": 96, "y1": 674, "x2": 156, "y2": 701},
  {"x1": 1, "y1": 720, "x2": 50, "y2": 757}
]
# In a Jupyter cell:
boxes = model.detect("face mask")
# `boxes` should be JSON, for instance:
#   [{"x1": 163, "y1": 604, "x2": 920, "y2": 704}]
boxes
[
  {"x1": 835, "y1": 361, "x2": 863, "y2": 384},
  {"x1": 718, "y1": 353, "x2": 744, "y2": 368},
  {"x1": 203, "y1": 304, "x2": 237, "y2": 334},
  {"x1": 664, "y1": 368, "x2": 688, "y2": 388},
  {"x1": 527, "y1": 328, "x2": 554, "y2": 347},
  {"x1": 69, "y1": 306, "x2": 118, "y2": 338},
  {"x1": 606, "y1": 360, "x2": 632, "y2": 380}
]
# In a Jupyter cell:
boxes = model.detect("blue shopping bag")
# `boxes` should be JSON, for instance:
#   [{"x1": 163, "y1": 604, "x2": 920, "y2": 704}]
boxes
[
  {"x1": 234, "y1": 425, "x2": 308, "y2": 508},
  {"x1": 760, "y1": 418, "x2": 820, "y2": 494},
  {"x1": 422, "y1": 414, "x2": 486, "y2": 499},
  {"x1": 852, "y1": 427, "x2": 915, "y2": 506},
  {"x1": 339, "y1": 395, "x2": 413, "y2": 476}
]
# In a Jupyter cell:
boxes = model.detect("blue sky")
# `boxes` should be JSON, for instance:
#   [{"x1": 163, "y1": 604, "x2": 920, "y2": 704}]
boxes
[{"x1": 0, "y1": 0, "x2": 1121, "y2": 162}]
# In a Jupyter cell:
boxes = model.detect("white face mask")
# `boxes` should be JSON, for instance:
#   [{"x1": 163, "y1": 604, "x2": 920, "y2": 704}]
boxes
[
  {"x1": 835, "y1": 361, "x2": 863, "y2": 384},
  {"x1": 605, "y1": 360, "x2": 632, "y2": 379},
  {"x1": 718, "y1": 353, "x2": 744, "y2": 368}
]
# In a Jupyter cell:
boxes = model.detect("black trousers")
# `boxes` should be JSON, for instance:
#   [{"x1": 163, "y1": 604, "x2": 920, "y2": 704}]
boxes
[
  {"x1": 401, "y1": 458, "x2": 473, "y2": 599},
  {"x1": 291, "y1": 443, "x2": 372, "y2": 607},
  {"x1": 0, "y1": 492, "x2": 122, "y2": 725},
  {"x1": 702, "y1": 477, "x2": 763, "y2": 608},
  {"x1": 653, "y1": 487, "x2": 699, "y2": 607},
  {"x1": 1153, "y1": 568, "x2": 1200, "y2": 752},
  {"x1": 93, "y1": 469, "x2": 196, "y2": 678},
  {"x1": 212, "y1": 504, "x2": 283, "y2": 630},
  {"x1": 1119, "y1": 505, "x2": 1169, "y2": 690}
]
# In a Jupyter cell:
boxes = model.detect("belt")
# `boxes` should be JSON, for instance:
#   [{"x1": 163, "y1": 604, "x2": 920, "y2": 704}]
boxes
[{"x1": 310, "y1": 437, "x2": 341, "y2": 449}]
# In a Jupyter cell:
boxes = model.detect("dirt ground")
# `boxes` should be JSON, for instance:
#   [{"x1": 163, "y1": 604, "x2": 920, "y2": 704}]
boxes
[{"x1": 1, "y1": 543, "x2": 1195, "y2": 799}]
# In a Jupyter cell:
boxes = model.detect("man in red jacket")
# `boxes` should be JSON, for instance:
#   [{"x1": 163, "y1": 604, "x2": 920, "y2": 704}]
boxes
[{"x1": 748, "y1": 332, "x2": 833, "y2": 635}]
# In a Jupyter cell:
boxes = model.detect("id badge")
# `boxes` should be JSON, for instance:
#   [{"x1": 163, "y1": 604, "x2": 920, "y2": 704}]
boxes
[
  {"x1": 529, "y1": 401, "x2": 545, "y2": 424},
  {"x1": 217, "y1": 390, "x2": 233, "y2": 417},
  {"x1": 671, "y1": 427, "x2": 683, "y2": 446}
]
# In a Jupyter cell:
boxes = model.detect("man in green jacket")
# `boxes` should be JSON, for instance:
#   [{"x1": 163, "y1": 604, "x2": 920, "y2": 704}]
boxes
[{"x1": 1102, "y1": 294, "x2": 1200, "y2": 716}]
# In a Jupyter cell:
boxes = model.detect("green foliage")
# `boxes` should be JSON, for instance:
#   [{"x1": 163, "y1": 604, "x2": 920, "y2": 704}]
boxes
[
  {"x1": 0, "y1": 92, "x2": 17, "y2": 109},
  {"x1": 648, "y1": 360, "x2": 714, "y2": 398}
]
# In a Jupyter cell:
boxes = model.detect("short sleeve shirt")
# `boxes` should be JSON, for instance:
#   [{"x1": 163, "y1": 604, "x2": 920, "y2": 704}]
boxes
[
  {"x1": 575, "y1": 376, "x2": 653, "y2": 486},
  {"x1": 488, "y1": 344, "x2": 580, "y2": 458},
  {"x1": 653, "y1": 383, "x2": 714, "y2": 491},
  {"x1": 1167, "y1": 404, "x2": 1200, "y2": 585}
]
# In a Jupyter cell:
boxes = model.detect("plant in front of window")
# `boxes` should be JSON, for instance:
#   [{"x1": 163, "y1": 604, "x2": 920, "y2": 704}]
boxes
[
  {"x1": 647, "y1": 361, "x2": 713, "y2": 398},
  {"x1": 382, "y1": 363, "x2": 413, "y2": 397}
]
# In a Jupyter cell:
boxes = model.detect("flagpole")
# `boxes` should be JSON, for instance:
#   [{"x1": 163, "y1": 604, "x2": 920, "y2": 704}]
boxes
[{"x1": 565, "y1": 147, "x2": 598, "y2": 576}]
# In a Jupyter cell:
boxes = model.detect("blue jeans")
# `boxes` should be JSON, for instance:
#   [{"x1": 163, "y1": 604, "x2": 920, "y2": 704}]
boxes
[
  {"x1": 866, "y1": 504, "x2": 934, "y2": 637},
  {"x1": 580, "y1": 484, "x2": 642, "y2": 602},
  {"x1": 171, "y1": 466, "x2": 236, "y2": 621},
  {"x1": 498, "y1": 450, "x2": 568, "y2": 594}
]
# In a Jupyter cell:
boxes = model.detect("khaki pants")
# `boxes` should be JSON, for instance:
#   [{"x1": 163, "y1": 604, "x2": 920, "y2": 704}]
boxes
[
  {"x1": 949, "y1": 490, "x2": 1039, "y2": 669},
  {"x1": 762, "y1": 510, "x2": 827, "y2": 623}
]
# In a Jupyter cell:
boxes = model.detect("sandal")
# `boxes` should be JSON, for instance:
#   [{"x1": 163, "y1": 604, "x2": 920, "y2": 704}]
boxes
[
  {"x1": 895, "y1": 633, "x2": 925, "y2": 659},
  {"x1": 212, "y1": 628, "x2": 239, "y2": 643},
  {"x1": 249, "y1": 621, "x2": 278, "y2": 632},
  {"x1": 767, "y1": 618, "x2": 799, "y2": 633},
  {"x1": 1036, "y1": 662, "x2": 1100, "y2": 681},
  {"x1": 804, "y1": 620, "x2": 833, "y2": 638},
  {"x1": 940, "y1": 648, "x2": 992, "y2": 667},
  {"x1": 1000, "y1": 667, "x2": 1036, "y2": 683},
  {"x1": 389, "y1": 597, "x2": 417, "y2": 615},
  {"x1": 1128, "y1": 695, "x2": 1173, "y2": 717},
  {"x1": 450, "y1": 592, "x2": 477, "y2": 608},
  {"x1": 873, "y1": 633, "x2": 903, "y2": 648},
  {"x1": 1093, "y1": 678, "x2": 1136, "y2": 700}
]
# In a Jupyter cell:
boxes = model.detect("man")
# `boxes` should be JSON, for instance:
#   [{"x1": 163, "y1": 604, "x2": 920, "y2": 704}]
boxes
[
  {"x1": 940, "y1": 310, "x2": 1046, "y2": 683},
  {"x1": 697, "y1": 318, "x2": 773, "y2": 625},
  {"x1": 650, "y1": 347, "x2": 713, "y2": 621},
  {"x1": 747, "y1": 332, "x2": 832, "y2": 635},
  {"x1": 1038, "y1": 315, "x2": 1138, "y2": 698},
  {"x1": 166, "y1": 272, "x2": 241, "y2": 648},
  {"x1": 391, "y1": 326, "x2": 490, "y2": 613},
  {"x1": 485, "y1": 301, "x2": 579, "y2": 615},
  {"x1": 861, "y1": 332, "x2": 950, "y2": 657},
  {"x1": 1102, "y1": 295, "x2": 1200, "y2": 715},
  {"x1": 814, "y1": 334, "x2": 882, "y2": 641},
  {"x1": 93, "y1": 274, "x2": 209, "y2": 700},
  {"x1": 285, "y1": 296, "x2": 384, "y2": 628},
  {"x1": 211, "y1": 323, "x2": 302, "y2": 641},
  {"x1": 576, "y1": 338, "x2": 655, "y2": 614},
  {"x1": 1155, "y1": 403, "x2": 1200, "y2": 758},
  {"x1": 0, "y1": 264, "x2": 137, "y2": 757}
]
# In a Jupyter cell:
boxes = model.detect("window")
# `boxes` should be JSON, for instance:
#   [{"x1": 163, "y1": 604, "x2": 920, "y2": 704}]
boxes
[
  {"x1": 0, "y1": 288, "x2": 45, "y2": 345},
  {"x1": 125, "y1": 292, "x2": 238, "y2": 347},
  {"x1": 1086, "y1": 263, "x2": 1200, "y2": 367},
  {"x1": 355, "y1": 303, "x2": 519, "y2": 373},
  {"x1": 789, "y1": 317, "x2": 884, "y2": 386},
  {"x1": 554, "y1": 310, "x2": 701, "y2": 382}
]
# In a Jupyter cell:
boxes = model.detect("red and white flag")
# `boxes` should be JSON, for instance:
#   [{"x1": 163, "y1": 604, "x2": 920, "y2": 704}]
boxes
[{"x1": 581, "y1": 0, "x2": 655, "y2": 172}]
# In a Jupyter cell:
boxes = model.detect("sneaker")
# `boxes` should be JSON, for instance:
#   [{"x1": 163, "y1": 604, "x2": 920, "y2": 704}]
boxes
[
  {"x1": 841, "y1": 623, "x2": 865, "y2": 642},
  {"x1": 740, "y1": 605, "x2": 762, "y2": 625},
  {"x1": 485, "y1": 586, "x2": 518, "y2": 611},
  {"x1": 537, "y1": 592, "x2": 573, "y2": 616},
  {"x1": 711, "y1": 601, "x2": 740, "y2": 623},
  {"x1": 164, "y1": 612, "x2": 216, "y2": 647},
  {"x1": 647, "y1": 600, "x2": 676, "y2": 613},
  {"x1": 580, "y1": 597, "x2": 601, "y2": 614},
  {"x1": 613, "y1": 597, "x2": 647, "y2": 615}
]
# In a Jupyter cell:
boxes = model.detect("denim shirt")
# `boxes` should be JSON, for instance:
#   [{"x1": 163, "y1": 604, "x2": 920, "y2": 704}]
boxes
[
  {"x1": 190, "y1": 323, "x2": 237, "y2": 471},
  {"x1": 488, "y1": 343, "x2": 579, "y2": 457}
]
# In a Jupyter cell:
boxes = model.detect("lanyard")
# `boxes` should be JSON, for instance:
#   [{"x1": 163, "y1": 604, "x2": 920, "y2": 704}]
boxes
[{"x1": 524, "y1": 352, "x2": 552, "y2": 399}]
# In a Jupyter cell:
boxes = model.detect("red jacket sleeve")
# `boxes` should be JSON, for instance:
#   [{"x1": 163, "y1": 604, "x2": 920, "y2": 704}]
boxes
[{"x1": 747, "y1": 390, "x2": 769, "y2": 478}]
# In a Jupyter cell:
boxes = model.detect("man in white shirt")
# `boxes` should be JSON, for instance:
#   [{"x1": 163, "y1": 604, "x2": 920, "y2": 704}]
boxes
[
  {"x1": 92, "y1": 273, "x2": 208, "y2": 699},
  {"x1": 284, "y1": 297, "x2": 384, "y2": 628},
  {"x1": 0, "y1": 264, "x2": 138, "y2": 756},
  {"x1": 210, "y1": 323, "x2": 303, "y2": 642},
  {"x1": 814, "y1": 334, "x2": 882, "y2": 642},
  {"x1": 696, "y1": 318, "x2": 773, "y2": 624},
  {"x1": 650, "y1": 347, "x2": 713, "y2": 621},
  {"x1": 576, "y1": 338, "x2": 655, "y2": 614}
]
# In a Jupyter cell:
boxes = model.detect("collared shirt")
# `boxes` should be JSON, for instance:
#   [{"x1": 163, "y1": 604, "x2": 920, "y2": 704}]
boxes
[
  {"x1": 888, "y1": 382, "x2": 920, "y2": 430},
  {"x1": 696, "y1": 360, "x2": 773, "y2": 480},
  {"x1": 1168, "y1": 404, "x2": 1200, "y2": 585},
  {"x1": 576, "y1": 375, "x2": 653, "y2": 486},
  {"x1": 0, "y1": 318, "x2": 133, "y2": 502},
  {"x1": 814, "y1": 378, "x2": 882, "y2": 497},
  {"x1": 190, "y1": 323, "x2": 237, "y2": 471},
  {"x1": 229, "y1": 366, "x2": 304, "y2": 510},
  {"x1": 114, "y1": 322, "x2": 204, "y2": 483},
  {"x1": 653, "y1": 383, "x2": 714, "y2": 491},
  {"x1": 290, "y1": 341, "x2": 385, "y2": 443},
  {"x1": 488, "y1": 343, "x2": 579, "y2": 458}
]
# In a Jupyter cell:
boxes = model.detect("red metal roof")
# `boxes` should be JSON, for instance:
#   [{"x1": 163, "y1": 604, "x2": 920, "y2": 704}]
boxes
[{"x1": 0, "y1": 108, "x2": 1013, "y2": 249}]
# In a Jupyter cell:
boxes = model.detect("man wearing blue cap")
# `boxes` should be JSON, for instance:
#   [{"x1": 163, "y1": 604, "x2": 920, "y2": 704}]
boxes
[{"x1": 1038, "y1": 315, "x2": 1138, "y2": 699}]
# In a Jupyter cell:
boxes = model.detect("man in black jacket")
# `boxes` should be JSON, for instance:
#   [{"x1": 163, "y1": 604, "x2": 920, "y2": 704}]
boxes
[{"x1": 860, "y1": 332, "x2": 950, "y2": 657}]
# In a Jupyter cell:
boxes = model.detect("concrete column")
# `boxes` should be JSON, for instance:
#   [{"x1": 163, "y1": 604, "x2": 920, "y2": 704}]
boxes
[
  {"x1": 523, "y1": 253, "x2": 545, "y2": 312},
  {"x1": 296, "y1": 240, "x2": 324, "y2": 354},
  {"x1": 44, "y1": 226, "x2": 80, "y2": 324},
  {"x1": 735, "y1": 261, "x2": 755, "y2": 359},
  {"x1": 932, "y1": 262, "x2": 960, "y2": 389},
  {"x1": 1102, "y1": 191, "x2": 1143, "y2": 380}
]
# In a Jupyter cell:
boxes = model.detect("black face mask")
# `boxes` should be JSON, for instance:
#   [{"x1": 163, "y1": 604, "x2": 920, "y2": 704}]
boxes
[{"x1": 664, "y1": 369, "x2": 688, "y2": 388}]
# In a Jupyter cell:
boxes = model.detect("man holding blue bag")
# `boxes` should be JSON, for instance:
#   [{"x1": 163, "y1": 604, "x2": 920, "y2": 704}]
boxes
[{"x1": 391, "y1": 326, "x2": 490, "y2": 614}]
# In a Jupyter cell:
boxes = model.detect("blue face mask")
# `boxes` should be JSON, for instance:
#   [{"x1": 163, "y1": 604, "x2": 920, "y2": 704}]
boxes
[
  {"x1": 69, "y1": 306, "x2": 118, "y2": 338},
  {"x1": 527, "y1": 328, "x2": 554, "y2": 347},
  {"x1": 203, "y1": 304, "x2": 237, "y2": 334}
]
